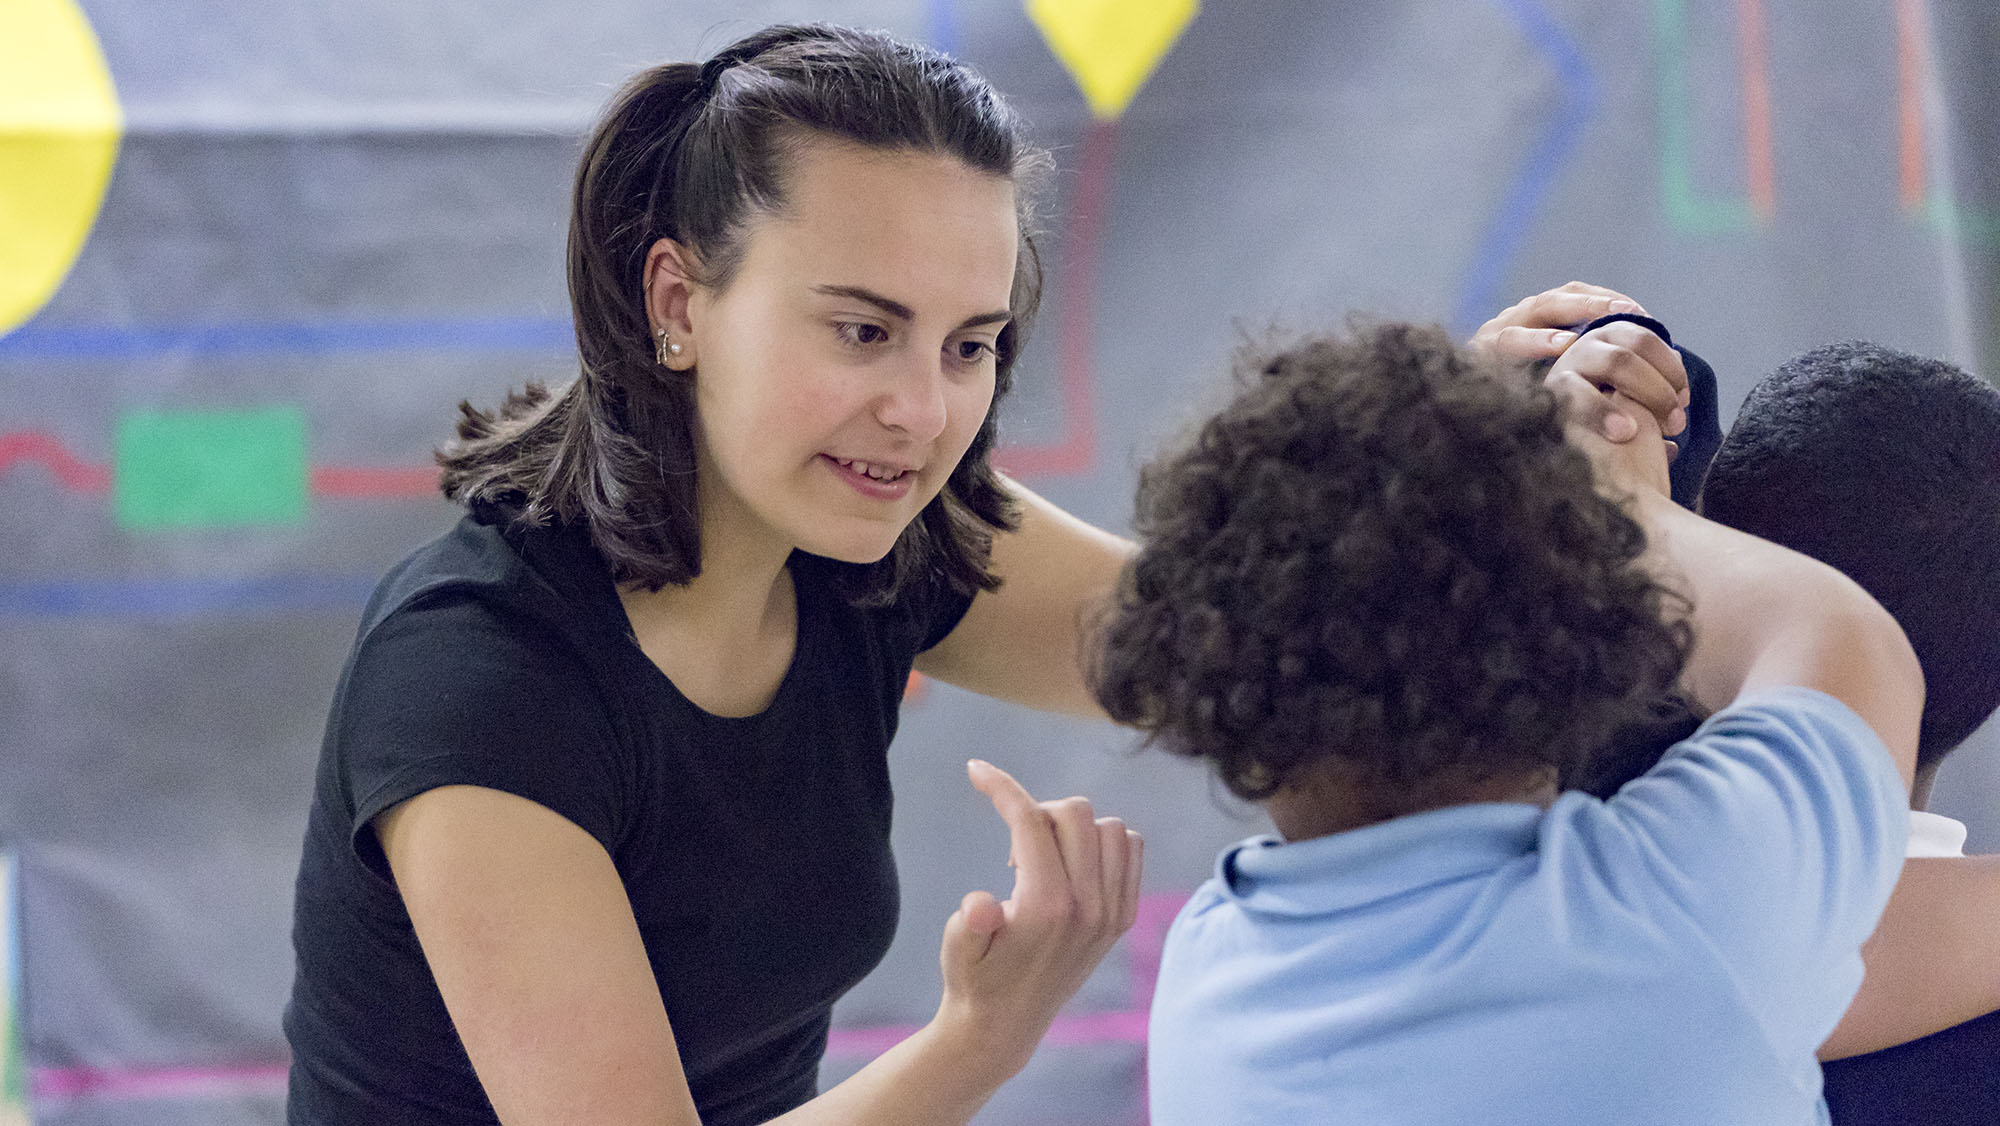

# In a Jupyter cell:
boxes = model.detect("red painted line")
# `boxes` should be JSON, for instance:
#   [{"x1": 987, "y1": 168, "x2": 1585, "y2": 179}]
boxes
[
  {"x1": 1896, "y1": 0, "x2": 1927, "y2": 209},
  {"x1": 0, "y1": 431, "x2": 448, "y2": 500},
  {"x1": 1736, "y1": 0, "x2": 1775, "y2": 220},
  {"x1": 0, "y1": 430, "x2": 111, "y2": 492},
  {"x1": 9, "y1": 116, "x2": 1124, "y2": 510},
  {"x1": 308, "y1": 464, "x2": 441, "y2": 498},
  {"x1": 995, "y1": 119, "x2": 1114, "y2": 480}
]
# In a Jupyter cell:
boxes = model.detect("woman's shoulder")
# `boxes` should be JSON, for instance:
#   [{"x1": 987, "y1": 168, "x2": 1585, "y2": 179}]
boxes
[
  {"x1": 328, "y1": 515, "x2": 637, "y2": 844},
  {"x1": 359, "y1": 502, "x2": 627, "y2": 654}
]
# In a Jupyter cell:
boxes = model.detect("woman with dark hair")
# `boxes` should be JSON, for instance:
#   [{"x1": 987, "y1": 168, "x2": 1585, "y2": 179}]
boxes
[
  {"x1": 281, "y1": 22, "x2": 1690, "y2": 1126},
  {"x1": 284, "y1": 26, "x2": 1141, "y2": 1126},
  {"x1": 1107, "y1": 322, "x2": 1923, "y2": 1124}
]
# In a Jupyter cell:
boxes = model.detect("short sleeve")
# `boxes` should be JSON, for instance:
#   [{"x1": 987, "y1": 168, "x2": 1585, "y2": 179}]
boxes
[
  {"x1": 1574, "y1": 687, "x2": 1908, "y2": 1046},
  {"x1": 916, "y1": 575, "x2": 977, "y2": 653},
  {"x1": 333, "y1": 592, "x2": 629, "y2": 878}
]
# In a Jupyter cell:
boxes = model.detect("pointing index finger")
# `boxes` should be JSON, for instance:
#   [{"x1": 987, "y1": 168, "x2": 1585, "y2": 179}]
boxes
[{"x1": 967, "y1": 759, "x2": 1063, "y2": 897}]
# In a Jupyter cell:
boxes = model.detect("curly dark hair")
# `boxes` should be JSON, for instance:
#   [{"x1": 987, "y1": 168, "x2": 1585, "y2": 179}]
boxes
[{"x1": 1089, "y1": 322, "x2": 1692, "y2": 809}]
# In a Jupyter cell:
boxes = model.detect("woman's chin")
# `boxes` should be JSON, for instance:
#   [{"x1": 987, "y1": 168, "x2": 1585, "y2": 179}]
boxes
[{"x1": 796, "y1": 528, "x2": 902, "y2": 566}]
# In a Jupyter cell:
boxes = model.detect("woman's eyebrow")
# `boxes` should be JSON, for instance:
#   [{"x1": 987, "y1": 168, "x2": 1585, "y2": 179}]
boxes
[{"x1": 812, "y1": 284, "x2": 1010, "y2": 333}]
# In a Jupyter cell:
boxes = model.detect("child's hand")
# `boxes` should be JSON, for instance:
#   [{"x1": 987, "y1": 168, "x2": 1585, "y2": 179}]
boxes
[
  {"x1": 1471, "y1": 280, "x2": 1648, "y2": 359},
  {"x1": 933, "y1": 759, "x2": 1143, "y2": 1077},
  {"x1": 1473, "y1": 282, "x2": 1690, "y2": 443},
  {"x1": 1553, "y1": 369, "x2": 1673, "y2": 501}
]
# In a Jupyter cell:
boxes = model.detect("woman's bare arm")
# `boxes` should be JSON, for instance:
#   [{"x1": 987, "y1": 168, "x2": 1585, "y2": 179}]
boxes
[
  {"x1": 1561, "y1": 365, "x2": 1923, "y2": 780},
  {"x1": 1821, "y1": 855, "x2": 2000, "y2": 1058},
  {"x1": 377, "y1": 786, "x2": 702, "y2": 1126},
  {"x1": 923, "y1": 283, "x2": 1693, "y2": 723},
  {"x1": 379, "y1": 762, "x2": 1139, "y2": 1125},
  {"x1": 916, "y1": 479, "x2": 1133, "y2": 719}
]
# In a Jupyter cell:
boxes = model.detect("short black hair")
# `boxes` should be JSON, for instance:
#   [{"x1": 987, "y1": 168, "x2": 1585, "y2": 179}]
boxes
[
  {"x1": 1701, "y1": 341, "x2": 2000, "y2": 773},
  {"x1": 1089, "y1": 322, "x2": 1690, "y2": 809}
]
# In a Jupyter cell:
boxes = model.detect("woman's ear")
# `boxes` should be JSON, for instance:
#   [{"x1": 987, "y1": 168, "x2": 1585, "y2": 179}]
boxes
[{"x1": 642, "y1": 237, "x2": 701, "y2": 371}]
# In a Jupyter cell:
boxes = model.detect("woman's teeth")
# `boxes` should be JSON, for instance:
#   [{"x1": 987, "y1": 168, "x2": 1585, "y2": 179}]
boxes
[{"x1": 835, "y1": 457, "x2": 907, "y2": 481}]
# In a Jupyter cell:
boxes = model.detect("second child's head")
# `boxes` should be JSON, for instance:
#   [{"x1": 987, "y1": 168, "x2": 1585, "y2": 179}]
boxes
[
  {"x1": 1701, "y1": 341, "x2": 2000, "y2": 795},
  {"x1": 1091, "y1": 323, "x2": 1690, "y2": 834}
]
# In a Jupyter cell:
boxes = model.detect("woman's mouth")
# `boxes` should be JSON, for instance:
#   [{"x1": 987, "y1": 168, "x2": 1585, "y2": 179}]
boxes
[{"x1": 823, "y1": 454, "x2": 917, "y2": 499}]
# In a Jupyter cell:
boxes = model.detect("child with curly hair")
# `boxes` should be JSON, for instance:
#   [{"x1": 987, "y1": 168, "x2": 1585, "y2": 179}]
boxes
[{"x1": 1100, "y1": 322, "x2": 1922, "y2": 1124}]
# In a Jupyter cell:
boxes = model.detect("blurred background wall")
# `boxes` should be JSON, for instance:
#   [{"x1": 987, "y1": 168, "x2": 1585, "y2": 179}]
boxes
[{"x1": 1, "y1": 2, "x2": 1995, "y2": 1123}]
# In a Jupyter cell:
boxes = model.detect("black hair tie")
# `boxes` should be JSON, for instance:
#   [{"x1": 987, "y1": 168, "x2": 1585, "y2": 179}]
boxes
[{"x1": 698, "y1": 55, "x2": 734, "y2": 98}]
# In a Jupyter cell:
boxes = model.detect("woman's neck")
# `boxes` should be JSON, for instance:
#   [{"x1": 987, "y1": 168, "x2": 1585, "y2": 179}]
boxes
[{"x1": 615, "y1": 496, "x2": 799, "y2": 717}]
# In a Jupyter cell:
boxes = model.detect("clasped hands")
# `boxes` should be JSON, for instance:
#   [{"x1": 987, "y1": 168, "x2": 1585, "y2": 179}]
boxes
[{"x1": 1474, "y1": 280, "x2": 1684, "y2": 499}]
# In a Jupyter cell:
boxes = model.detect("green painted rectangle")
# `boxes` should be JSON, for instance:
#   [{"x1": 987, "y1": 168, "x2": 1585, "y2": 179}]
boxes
[{"x1": 113, "y1": 407, "x2": 308, "y2": 529}]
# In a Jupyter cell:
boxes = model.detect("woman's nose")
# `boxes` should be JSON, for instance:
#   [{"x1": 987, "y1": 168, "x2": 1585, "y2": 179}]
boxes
[{"x1": 875, "y1": 357, "x2": 949, "y2": 441}]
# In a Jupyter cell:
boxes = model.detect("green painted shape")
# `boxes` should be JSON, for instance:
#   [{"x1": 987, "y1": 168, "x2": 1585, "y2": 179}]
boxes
[
  {"x1": 2, "y1": 852, "x2": 23, "y2": 1115},
  {"x1": 1922, "y1": 194, "x2": 2000, "y2": 244},
  {"x1": 1655, "y1": 0, "x2": 1763, "y2": 235},
  {"x1": 1, "y1": 1004, "x2": 20, "y2": 1114},
  {"x1": 113, "y1": 407, "x2": 308, "y2": 529}
]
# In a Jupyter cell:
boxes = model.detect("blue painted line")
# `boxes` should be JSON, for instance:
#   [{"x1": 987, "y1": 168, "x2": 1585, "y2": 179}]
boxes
[
  {"x1": 0, "y1": 574, "x2": 378, "y2": 617},
  {"x1": 925, "y1": 0, "x2": 959, "y2": 54},
  {"x1": 1451, "y1": 0, "x2": 1601, "y2": 337},
  {"x1": 0, "y1": 316, "x2": 572, "y2": 361}
]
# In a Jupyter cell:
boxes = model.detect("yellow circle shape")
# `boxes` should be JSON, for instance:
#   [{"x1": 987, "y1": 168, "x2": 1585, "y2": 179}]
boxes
[{"x1": 0, "y1": 0, "x2": 122, "y2": 336}]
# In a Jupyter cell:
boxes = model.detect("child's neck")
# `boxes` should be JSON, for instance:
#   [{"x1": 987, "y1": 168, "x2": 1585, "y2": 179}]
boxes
[{"x1": 1267, "y1": 764, "x2": 1559, "y2": 843}]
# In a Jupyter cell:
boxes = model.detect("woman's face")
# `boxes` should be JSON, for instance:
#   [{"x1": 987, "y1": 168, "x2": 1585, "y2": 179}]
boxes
[{"x1": 661, "y1": 139, "x2": 1019, "y2": 566}]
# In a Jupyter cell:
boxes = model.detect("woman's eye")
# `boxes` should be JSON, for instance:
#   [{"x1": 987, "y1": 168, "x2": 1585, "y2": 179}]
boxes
[
  {"x1": 953, "y1": 339, "x2": 997, "y2": 363},
  {"x1": 837, "y1": 322, "x2": 889, "y2": 347}
]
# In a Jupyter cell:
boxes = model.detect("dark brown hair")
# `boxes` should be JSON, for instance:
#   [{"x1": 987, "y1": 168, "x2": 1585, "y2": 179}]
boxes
[
  {"x1": 439, "y1": 24, "x2": 1045, "y2": 601},
  {"x1": 1090, "y1": 322, "x2": 1692, "y2": 808}
]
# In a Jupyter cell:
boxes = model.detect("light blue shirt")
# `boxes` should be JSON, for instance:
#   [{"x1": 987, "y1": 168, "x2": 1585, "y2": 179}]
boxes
[{"x1": 1149, "y1": 687, "x2": 1908, "y2": 1126}]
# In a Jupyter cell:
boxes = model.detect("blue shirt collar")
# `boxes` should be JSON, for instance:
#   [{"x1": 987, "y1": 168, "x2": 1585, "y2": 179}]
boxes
[{"x1": 1217, "y1": 802, "x2": 1545, "y2": 916}]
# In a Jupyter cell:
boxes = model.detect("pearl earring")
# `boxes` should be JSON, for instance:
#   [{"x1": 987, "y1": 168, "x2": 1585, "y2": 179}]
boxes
[{"x1": 654, "y1": 328, "x2": 683, "y2": 365}]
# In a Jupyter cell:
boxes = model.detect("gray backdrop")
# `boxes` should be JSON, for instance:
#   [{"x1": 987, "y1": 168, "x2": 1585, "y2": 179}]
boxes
[{"x1": 3, "y1": 2, "x2": 1996, "y2": 1123}]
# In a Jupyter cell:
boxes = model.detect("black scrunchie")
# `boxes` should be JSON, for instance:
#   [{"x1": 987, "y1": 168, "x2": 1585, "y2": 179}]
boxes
[
  {"x1": 698, "y1": 54, "x2": 735, "y2": 98},
  {"x1": 1533, "y1": 311, "x2": 1722, "y2": 511}
]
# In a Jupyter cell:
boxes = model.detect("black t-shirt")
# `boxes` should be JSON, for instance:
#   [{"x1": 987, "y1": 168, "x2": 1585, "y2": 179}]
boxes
[
  {"x1": 1822, "y1": 1003, "x2": 2000, "y2": 1124},
  {"x1": 283, "y1": 503, "x2": 974, "y2": 1125}
]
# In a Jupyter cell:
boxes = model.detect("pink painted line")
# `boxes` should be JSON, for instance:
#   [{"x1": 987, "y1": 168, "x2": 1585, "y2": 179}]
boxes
[
  {"x1": 32, "y1": 893, "x2": 1200, "y2": 1099},
  {"x1": 1040, "y1": 1008, "x2": 1147, "y2": 1046},
  {"x1": 1128, "y1": 892, "x2": 1188, "y2": 1008},
  {"x1": 825, "y1": 1022, "x2": 925, "y2": 1058},
  {"x1": 825, "y1": 891, "x2": 1190, "y2": 1061},
  {"x1": 33, "y1": 1061, "x2": 289, "y2": 1101},
  {"x1": 825, "y1": 1008, "x2": 1152, "y2": 1060}
]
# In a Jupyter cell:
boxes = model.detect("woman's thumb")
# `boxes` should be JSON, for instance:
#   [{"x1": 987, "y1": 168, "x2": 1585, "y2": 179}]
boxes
[{"x1": 941, "y1": 889, "x2": 1004, "y2": 970}]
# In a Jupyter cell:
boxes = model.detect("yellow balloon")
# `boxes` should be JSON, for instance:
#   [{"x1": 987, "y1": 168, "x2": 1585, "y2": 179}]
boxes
[
  {"x1": 0, "y1": 0, "x2": 122, "y2": 336},
  {"x1": 1026, "y1": 0, "x2": 1198, "y2": 121}
]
